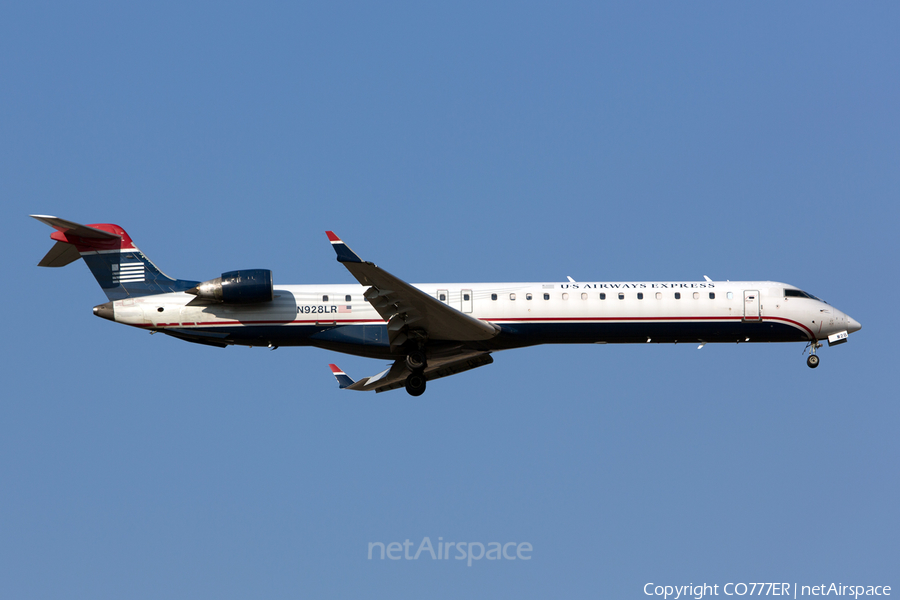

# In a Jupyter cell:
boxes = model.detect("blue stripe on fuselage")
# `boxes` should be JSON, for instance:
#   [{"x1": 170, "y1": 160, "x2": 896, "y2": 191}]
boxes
[{"x1": 159, "y1": 318, "x2": 809, "y2": 358}]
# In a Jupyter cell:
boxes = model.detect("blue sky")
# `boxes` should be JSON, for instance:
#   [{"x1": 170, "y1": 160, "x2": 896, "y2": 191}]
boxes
[{"x1": 2, "y1": 2, "x2": 897, "y2": 598}]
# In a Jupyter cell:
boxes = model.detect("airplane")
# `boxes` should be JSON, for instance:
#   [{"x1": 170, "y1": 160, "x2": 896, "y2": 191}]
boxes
[{"x1": 32, "y1": 215, "x2": 861, "y2": 396}]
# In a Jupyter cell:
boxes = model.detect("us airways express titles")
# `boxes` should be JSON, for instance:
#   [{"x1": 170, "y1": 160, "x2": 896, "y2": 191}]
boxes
[{"x1": 32, "y1": 216, "x2": 861, "y2": 396}]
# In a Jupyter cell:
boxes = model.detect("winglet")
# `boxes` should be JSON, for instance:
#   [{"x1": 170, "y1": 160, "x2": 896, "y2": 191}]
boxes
[
  {"x1": 325, "y1": 231, "x2": 363, "y2": 263},
  {"x1": 328, "y1": 364, "x2": 356, "y2": 389}
]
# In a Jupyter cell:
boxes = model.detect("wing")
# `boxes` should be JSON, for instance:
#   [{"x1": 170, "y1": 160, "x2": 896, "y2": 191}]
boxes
[
  {"x1": 326, "y1": 232, "x2": 499, "y2": 348},
  {"x1": 329, "y1": 352, "x2": 493, "y2": 393}
]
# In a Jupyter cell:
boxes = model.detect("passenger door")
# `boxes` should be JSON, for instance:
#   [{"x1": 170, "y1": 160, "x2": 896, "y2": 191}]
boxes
[{"x1": 743, "y1": 290, "x2": 761, "y2": 322}]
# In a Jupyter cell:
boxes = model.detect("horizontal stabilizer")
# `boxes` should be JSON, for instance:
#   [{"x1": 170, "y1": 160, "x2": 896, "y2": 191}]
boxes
[
  {"x1": 37, "y1": 241, "x2": 83, "y2": 267},
  {"x1": 30, "y1": 215, "x2": 122, "y2": 240}
]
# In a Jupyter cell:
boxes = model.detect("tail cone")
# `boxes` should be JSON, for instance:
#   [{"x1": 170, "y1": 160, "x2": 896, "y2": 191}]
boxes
[{"x1": 93, "y1": 301, "x2": 115, "y2": 321}]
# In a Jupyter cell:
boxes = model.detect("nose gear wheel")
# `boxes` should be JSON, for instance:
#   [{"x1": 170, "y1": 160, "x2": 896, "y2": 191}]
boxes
[{"x1": 804, "y1": 341, "x2": 822, "y2": 369}]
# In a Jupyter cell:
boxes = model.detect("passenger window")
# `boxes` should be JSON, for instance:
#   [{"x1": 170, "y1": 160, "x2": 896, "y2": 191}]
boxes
[
  {"x1": 656, "y1": 292, "x2": 662, "y2": 300},
  {"x1": 600, "y1": 293, "x2": 606, "y2": 300},
  {"x1": 345, "y1": 295, "x2": 351, "y2": 302},
  {"x1": 510, "y1": 293, "x2": 516, "y2": 300},
  {"x1": 693, "y1": 292, "x2": 699, "y2": 299},
  {"x1": 562, "y1": 293, "x2": 569, "y2": 300},
  {"x1": 709, "y1": 292, "x2": 715, "y2": 299},
  {"x1": 323, "y1": 295, "x2": 329, "y2": 302},
  {"x1": 463, "y1": 293, "x2": 470, "y2": 301},
  {"x1": 581, "y1": 293, "x2": 587, "y2": 300},
  {"x1": 637, "y1": 292, "x2": 643, "y2": 300},
  {"x1": 727, "y1": 292, "x2": 733, "y2": 300},
  {"x1": 618, "y1": 293, "x2": 624, "y2": 300},
  {"x1": 543, "y1": 293, "x2": 550, "y2": 300},
  {"x1": 491, "y1": 293, "x2": 497, "y2": 301},
  {"x1": 675, "y1": 292, "x2": 681, "y2": 299},
  {"x1": 439, "y1": 293, "x2": 446, "y2": 301},
  {"x1": 526, "y1": 293, "x2": 532, "y2": 300}
]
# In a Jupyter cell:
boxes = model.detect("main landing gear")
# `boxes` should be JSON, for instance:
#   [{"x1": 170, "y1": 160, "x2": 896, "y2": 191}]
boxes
[
  {"x1": 806, "y1": 342, "x2": 821, "y2": 369},
  {"x1": 405, "y1": 371, "x2": 426, "y2": 396},
  {"x1": 406, "y1": 350, "x2": 426, "y2": 371},
  {"x1": 404, "y1": 350, "x2": 427, "y2": 396}
]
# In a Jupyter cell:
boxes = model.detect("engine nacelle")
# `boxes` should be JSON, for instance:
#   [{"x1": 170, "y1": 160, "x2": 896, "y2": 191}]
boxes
[{"x1": 186, "y1": 269, "x2": 274, "y2": 304}]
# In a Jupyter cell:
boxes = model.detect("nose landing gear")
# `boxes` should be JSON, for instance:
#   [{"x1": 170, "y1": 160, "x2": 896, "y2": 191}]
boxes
[{"x1": 805, "y1": 341, "x2": 822, "y2": 369}]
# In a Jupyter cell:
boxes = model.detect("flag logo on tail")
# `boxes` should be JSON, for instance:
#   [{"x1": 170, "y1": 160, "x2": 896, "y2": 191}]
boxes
[{"x1": 113, "y1": 262, "x2": 146, "y2": 283}]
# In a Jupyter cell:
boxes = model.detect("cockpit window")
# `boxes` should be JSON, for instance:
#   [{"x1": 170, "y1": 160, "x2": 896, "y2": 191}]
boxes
[{"x1": 784, "y1": 289, "x2": 825, "y2": 303}]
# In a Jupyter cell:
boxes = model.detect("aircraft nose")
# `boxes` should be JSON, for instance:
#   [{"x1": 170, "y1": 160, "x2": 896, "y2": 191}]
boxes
[{"x1": 847, "y1": 315, "x2": 861, "y2": 334}]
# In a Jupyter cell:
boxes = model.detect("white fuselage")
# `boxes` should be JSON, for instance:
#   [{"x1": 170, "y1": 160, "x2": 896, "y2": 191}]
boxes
[{"x1": 104, "y1": 279, "x2": 859, "y2": 358}]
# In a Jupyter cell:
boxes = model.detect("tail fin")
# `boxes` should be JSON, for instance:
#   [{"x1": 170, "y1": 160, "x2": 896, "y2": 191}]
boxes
[{"x1": 32, "y1": 215, "x2": 199, "y2": 301}]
